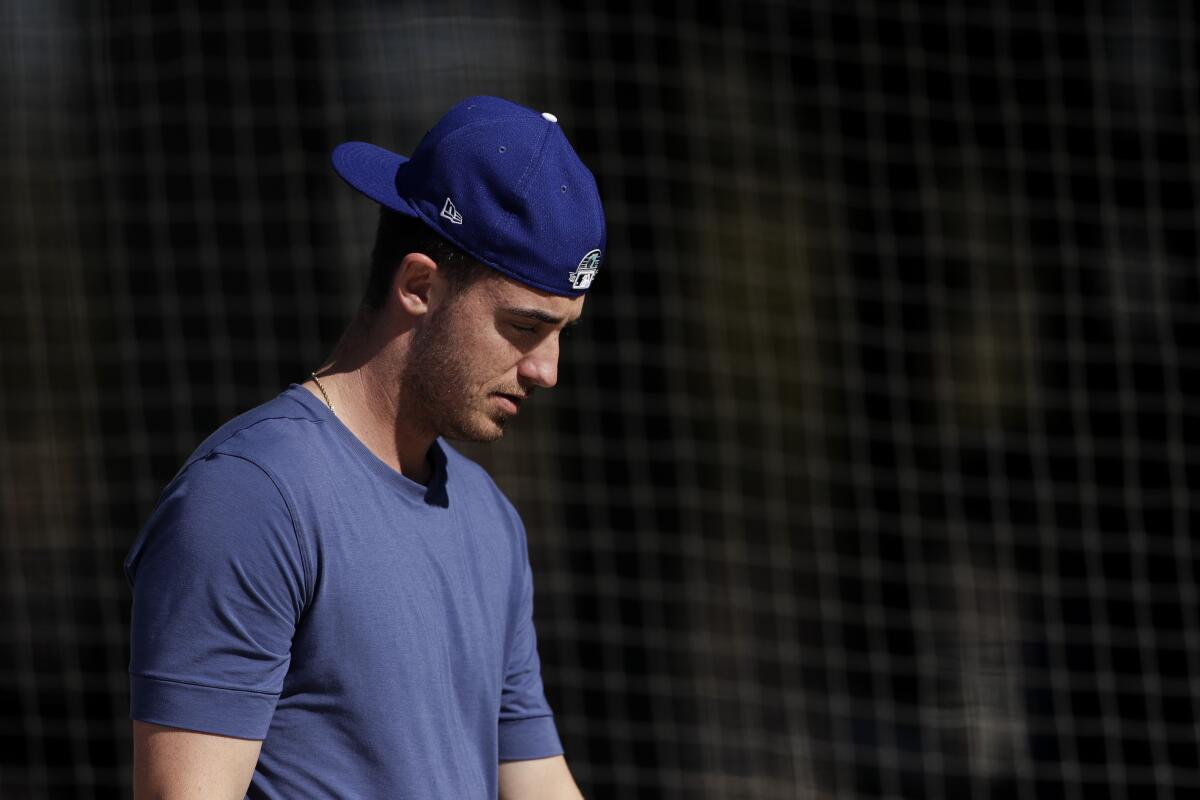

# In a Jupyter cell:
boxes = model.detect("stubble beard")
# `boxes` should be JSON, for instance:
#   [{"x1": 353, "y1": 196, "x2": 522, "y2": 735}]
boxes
[{"x1": 404, "y1": 308, "x2": 510, "y2": 444}]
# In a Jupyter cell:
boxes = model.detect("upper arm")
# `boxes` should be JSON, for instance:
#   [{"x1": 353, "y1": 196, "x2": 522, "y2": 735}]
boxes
[
  {"x1": 498, "y1": 755, "x2": 584, "y2": 800},
  {"x1": 133, "y1": 720, "x2": 262, "y2": 799},
  {"x1": 125, "y1": 453, "x2": 307, "y2": 739}
]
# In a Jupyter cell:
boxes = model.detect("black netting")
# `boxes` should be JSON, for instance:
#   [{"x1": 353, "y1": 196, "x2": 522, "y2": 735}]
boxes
[{"x1": 3, "y1": 2, "x2": 1198, "y2": 797}]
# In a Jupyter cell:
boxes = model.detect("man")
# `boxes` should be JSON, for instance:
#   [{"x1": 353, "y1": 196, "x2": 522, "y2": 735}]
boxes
[{"x1": 125, "y1": 96, "x2": 604, "y2": 798}]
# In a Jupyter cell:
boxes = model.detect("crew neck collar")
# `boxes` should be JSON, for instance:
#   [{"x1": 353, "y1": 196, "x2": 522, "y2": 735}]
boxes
[{"x1": 284, "y1": 383, "x2": 450, "y2": 507}]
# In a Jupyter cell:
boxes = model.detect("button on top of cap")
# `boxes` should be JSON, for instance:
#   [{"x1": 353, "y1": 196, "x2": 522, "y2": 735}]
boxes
[{"x1": 541, "y1": 112, "x2": 558, "y2": 123}]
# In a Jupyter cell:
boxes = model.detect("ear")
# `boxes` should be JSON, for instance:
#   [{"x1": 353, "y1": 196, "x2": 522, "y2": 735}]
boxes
[{"x1": 391, "y1": 253, "x2": 438, "y2": 316}]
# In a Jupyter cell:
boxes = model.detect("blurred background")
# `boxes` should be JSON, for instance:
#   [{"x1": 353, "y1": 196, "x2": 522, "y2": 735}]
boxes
[{"x1": 3, "y1": 1, "x2": 1199, "y2": 797}]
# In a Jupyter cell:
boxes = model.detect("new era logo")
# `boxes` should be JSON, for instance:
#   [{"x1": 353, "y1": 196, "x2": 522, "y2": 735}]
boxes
[{"x1": 440, "y1": 197, "x2": 463, "y2": 225}]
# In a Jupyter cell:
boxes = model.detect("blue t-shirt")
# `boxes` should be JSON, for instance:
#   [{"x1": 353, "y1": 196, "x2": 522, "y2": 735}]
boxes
[{"x1": 125, "y1": 385, "x2": 562, "y2": 798}]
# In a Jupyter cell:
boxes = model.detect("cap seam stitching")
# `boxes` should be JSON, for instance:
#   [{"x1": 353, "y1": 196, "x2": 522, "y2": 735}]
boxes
[
  {"x1": 494, "y1": 121, "x2": 553, "y2": 257},
  {"x1": 426, "y1": 114, "x2": 543, "y2": 266}
]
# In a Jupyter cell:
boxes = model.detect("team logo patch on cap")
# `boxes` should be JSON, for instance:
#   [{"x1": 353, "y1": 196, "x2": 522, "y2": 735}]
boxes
[{"x1": 568, "y1": 249, "x2": 601, "y2": 290}]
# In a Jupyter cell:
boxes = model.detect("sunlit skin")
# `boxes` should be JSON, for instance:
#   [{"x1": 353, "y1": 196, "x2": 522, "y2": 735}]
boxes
[{"x1": 302, "y1": 252, "x2": 584, "y2": 485}]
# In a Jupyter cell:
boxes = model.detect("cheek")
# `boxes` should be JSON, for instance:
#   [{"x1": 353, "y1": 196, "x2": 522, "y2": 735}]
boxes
[
  {"x1": 477, "y1": 327, "x2": 525, "y2": 369},
  {"x1": 445, "y1": 333, "x2": 512, "y2": 392}
]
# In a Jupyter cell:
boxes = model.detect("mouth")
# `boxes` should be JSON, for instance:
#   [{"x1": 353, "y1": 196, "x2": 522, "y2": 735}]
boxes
[{"x1": 491, "y1": 392, "x2": 525, "y2": 415}]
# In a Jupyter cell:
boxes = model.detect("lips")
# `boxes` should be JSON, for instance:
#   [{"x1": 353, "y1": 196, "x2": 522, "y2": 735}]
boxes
[{"x1": 492, "y1": 392, "x2": 524, "y2": 415}]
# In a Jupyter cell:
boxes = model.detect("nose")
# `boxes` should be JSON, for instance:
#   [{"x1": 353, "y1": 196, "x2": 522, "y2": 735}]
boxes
[{"x1": 517, "y1": 335, "x2": 559, "y2": 389}]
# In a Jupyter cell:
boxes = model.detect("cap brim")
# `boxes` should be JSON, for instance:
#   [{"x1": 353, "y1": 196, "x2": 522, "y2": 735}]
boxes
[{"x1": 331, "y1": 141, "x2": 419, "y2": 216}]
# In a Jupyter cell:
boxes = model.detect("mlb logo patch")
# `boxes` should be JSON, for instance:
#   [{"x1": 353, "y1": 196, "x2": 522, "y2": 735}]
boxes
[{"x1": 568, "y1": 249, "x2": 601, "y2": 290}]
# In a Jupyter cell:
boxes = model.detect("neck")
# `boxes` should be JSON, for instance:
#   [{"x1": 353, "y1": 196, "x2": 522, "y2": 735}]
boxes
[{"x1": 307, "y1": 310, "x2": 436, "y2": 484}]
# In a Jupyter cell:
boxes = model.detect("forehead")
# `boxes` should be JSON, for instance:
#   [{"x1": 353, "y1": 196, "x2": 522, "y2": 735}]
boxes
[{"x1": 472, "y1": 272, "x2": 586, "y2": 320}]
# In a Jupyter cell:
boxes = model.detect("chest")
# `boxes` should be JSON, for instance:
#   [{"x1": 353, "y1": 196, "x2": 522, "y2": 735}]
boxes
[{"x1": 289, "y1": 497, "x2": 518, "y2": 712}]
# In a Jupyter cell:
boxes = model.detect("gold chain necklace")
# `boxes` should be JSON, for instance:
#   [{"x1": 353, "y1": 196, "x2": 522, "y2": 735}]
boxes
[{"x1": 311, "y1": 372, "x2": 334, "y2": 416}]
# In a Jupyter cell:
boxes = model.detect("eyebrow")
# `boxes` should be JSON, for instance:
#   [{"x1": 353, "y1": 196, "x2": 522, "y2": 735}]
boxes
[{"x1": 504, "y1": 307, "x2": 582, "y2": 328}]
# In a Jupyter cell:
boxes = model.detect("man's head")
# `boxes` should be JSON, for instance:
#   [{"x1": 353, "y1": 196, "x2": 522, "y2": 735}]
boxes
[
  {"x1": 360, "y1": 207, "x2": 582, "y2": 442},
  {"x1": 331, "y1": 96, "x2": 604, "y2": 442}
]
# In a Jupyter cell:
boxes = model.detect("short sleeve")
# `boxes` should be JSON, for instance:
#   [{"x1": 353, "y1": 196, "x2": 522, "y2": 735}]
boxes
[
  {"x1": 124, "y1": 452, "x2": 308, "y2": 740},
  {"x1": 498, "y1": 524, "x2": 563, "y2": 761}
]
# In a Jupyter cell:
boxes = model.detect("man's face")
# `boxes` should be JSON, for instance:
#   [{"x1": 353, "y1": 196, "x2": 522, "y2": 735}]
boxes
[{"x1": 404, "y1": 272, "x2": 585, "y2": 442}]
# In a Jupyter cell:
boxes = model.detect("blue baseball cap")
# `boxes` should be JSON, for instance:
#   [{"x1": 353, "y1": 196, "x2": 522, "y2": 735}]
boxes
[{"x1": 331, "y1": 96, "x2": 606, "y2": 297}]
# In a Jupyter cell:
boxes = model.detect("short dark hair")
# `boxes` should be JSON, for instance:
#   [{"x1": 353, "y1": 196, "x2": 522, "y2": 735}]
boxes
[{"x1": 363, "y1": 208, "x2": 488, "y2": 311}]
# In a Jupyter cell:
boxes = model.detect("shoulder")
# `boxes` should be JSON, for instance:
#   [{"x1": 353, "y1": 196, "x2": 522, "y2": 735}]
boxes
[
  {"x1": 126, "y1": 400, "x2": 318, "y2": 599},
  {"x1": 125, "y1": 448, "x2": 311, "y2": 602},
  {"x1": 126, "y1": 388, "x2": 325, "y2": 578},
  {"x1": 154, "y1": 388, "x2": 340, "y2": 515},
  {"x1": 183, "y1": 388, "x2": 327, "y2": 473}
]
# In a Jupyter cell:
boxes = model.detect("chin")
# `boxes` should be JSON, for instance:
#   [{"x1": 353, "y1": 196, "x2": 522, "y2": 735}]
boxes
[
  {"x1": 470, "y1": 425, "x2": 506, "y2": 443},
  {"x1": 443, "y1": 413, "x2": 508, "y2": 444}
]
